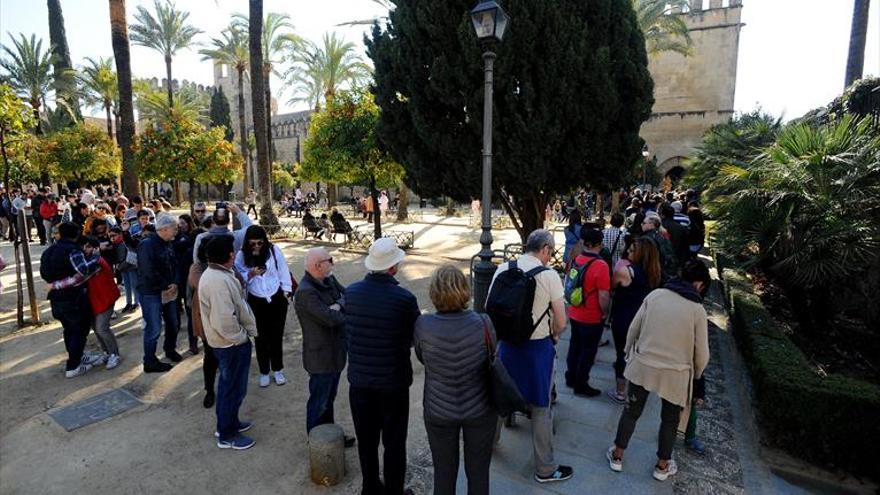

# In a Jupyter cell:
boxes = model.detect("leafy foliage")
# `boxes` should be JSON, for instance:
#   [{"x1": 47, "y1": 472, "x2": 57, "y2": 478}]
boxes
[
  {"x1": 209, "y1": 87, "x2": 234, "y2": 142},
  {"x1": 130, "y1": 0, "x2": 202, "y2": 61},
  {"x1": 36, "y1": 123, "x2": 120, "y2": 183},
  {"x1": 272, "y1": 161, "x2": 296, "y2": 189},
  {"x1": 632, "y1": 0, "x2": 692, "y2": 56},
  {"x1": 134, "y1": 79, "x2": 208, "y2": 124},
  {"x1": 0, "y1": 33, "x2": 54, "y2": 113},
  {"x1": 368, "y1": 0, "x2": 653, "y2": 240},
  {"x1": 0, "y1": 83, "x2": 40, "y2": 186},
  {"x1": 285, "y1": 32, "x2": 371, "y2": 110},
  {"x1": 134, "y1": 113, "x2": 242, "y2": 185}
]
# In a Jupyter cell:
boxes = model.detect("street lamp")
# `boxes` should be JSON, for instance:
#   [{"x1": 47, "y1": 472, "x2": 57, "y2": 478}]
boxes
[
  {"x1": 471, "y1": 0, "x2": 509, "y2": 313},
  {"x1": 642, "y1": 145, "x2": 650, "y2": 190}
]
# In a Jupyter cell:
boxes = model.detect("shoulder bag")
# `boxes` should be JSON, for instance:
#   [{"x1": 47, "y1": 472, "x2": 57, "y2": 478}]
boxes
[{"x1": 480, "y1": 314, "x2": 531, "y2": 418}]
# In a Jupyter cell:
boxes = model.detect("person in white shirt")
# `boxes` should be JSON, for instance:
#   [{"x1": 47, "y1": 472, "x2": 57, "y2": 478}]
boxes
[{"x1": 234, "y1": 225, "x2": 293, "y2": 388}]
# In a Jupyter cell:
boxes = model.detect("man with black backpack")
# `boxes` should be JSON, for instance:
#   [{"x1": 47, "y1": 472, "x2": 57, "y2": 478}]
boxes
[
  {"x1": 486, "y1": 229, "x2": 573, "y2": 484},
  {"x1": 563, "y1": 228, "x2": 611, "y2": 397}
]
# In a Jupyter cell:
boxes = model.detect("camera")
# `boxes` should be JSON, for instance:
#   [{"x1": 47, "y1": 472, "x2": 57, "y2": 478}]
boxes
[{"x1": 215, "y1": 201, "x2": 227, "y2": 210}]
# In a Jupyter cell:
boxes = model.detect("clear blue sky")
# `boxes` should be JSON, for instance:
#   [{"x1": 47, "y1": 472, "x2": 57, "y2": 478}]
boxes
[{"x1": 1, "y1": 0, "x2": 878, "y2": 120}]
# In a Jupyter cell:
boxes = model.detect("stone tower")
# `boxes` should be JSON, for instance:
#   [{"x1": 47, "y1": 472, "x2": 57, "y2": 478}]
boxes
[
  {"x1": 213, "y1": 62, "x2": 254, "y2": 145},
  {"x1": 640, "y1": 0, "x2": 744, "y2": 180}
]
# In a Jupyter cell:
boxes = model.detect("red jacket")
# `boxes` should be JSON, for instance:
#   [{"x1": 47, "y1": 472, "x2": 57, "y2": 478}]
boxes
[
  {"x1": 88, "y1": 257, "x2": 120, "y2": 315},
  {"x1": 40, "y1": 201, "x2": 58, "y2": 219}
]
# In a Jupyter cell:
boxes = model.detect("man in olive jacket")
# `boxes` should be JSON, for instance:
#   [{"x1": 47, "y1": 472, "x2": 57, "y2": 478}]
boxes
[{"x1": 294, "y1": 247, "x2": 353, "y2": 446}]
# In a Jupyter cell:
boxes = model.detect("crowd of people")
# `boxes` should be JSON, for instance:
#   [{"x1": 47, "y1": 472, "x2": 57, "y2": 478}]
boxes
[{"x1": 27, "y1": 183, "x2": 711, "y2": 494}]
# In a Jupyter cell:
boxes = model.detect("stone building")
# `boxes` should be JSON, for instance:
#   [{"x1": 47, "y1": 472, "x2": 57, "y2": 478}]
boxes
[{"x1": 640, "y1": 0, "x2": 743, "y2": 181}]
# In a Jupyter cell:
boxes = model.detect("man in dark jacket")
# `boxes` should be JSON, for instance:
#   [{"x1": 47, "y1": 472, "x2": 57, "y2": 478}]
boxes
[
  {"x1": 137, "y1": 214, "x2": 181, "y2": 372},
  {"x1": 345, "y1": 238, "x2": 421, "y2": 495},
  {"x1": 660, "y1": 203, "x2": 690, "y2": 267},
  {"x1": 294, "y1": 247, "x2": 354, "y2": 446},
  {"x1": 40, "y1": 222, "x2": 101, "y2": 377},
  {"x1": 31, "y1": 188, "x2": 47, "y2": 245}
]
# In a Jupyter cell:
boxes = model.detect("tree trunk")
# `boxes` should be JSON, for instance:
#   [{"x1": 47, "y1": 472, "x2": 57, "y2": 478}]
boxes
[
  {"x1": 370, "y1": 175, "x2": 381, "y2": 238},
  {"x1": 164, "y1": 55, "x2": 173, "y2": 107},
  {"x1": 596, "y1": 194, "x2": 605, "y2": 220},
  {"x1": 109, "y1": 0, "x2": 139, "y2": 197},
  {"x1": 265, "y1": 65, "x2": 273, "y2": 162},
  {"x1": 845, "y1": 0, "x2": 871, "y2": 88},
  {"x1": 236, "y1": 67, "x2": 250, "y2": 194},
  {"x1": 1, "y1": 129, "x2": 10, "y2": 200},
  {"x1": 47, "y1": 0, "x2": 81, "y2": 122},
  {"x1": 104, "y1": 101, "x2": 113, "y2": 139},
  {"x1": 328, "y1": 183, "x2": 337, "y2": 207},
  {"x1": 173, "y1": 179, "x2": 182, "y2": 205},
  {"x1": 611, "y1": 190, "x2": 620, "y2": 215},
  {"x1": 396, "y1": 182, "x2": 409, "y2": 221},
  {"x1": 249, "y1": 0, "x2": 277, "y2": 229}
]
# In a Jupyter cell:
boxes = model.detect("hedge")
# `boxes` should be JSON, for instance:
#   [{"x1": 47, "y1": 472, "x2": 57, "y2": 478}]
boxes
[{"x1": 722, "y1": 267, "x2": 880, "y2": 476}]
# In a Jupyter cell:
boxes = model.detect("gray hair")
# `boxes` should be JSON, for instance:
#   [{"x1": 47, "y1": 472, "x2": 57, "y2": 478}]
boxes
[
  {"x1": 525, "y1": 229, "x2": 555, "y2": 253},
  {"x1": 155, "y1": 213, "x2": 178, "y2": 230}
]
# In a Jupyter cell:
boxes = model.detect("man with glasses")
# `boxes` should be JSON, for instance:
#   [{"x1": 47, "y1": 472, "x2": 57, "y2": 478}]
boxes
[
  {"x1": 294, "y1": 247, "x2": 355, "y2": 447},
  {"x1": 193, "y1": 201, "x2": 208, "y2": 226}
]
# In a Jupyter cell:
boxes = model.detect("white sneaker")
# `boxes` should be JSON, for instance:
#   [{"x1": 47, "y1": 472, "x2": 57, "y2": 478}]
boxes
[
  {"x1": 259, "y1": 374, "x2": 271, "y2": 388},
  {"x1": 82, "y1": 353, "x2": 107, "y2": 366},
  {"x1": 653, "y1": 459, "x2": 678, "y2": 481},
  {"x1": 106, "y1": 354, "x2": 121, "y2": 370},
  {"x1": 606, "y1": 446, "x2": 623, "y2": 472},
  {"x1": 65, "y1": 363, "x2": 92, "y2": 378},
  {"x1": 273, "y1": 371, "x2": 286, "y2": 386}
]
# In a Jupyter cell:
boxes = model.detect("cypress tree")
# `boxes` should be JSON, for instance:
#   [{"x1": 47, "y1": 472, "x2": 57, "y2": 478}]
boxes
[
  {"x1": 209, "y1": 87, "x2": 234, "y2": 142},
  {"x1": 47, "y1": 0, "x2": 82, "y2": 122},
  {"x1": 367, "y1": 0, "x2": 654, "y2": 240}
]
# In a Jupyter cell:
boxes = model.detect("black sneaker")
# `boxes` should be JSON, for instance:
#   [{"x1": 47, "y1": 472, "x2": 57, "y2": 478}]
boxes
[
  {"x1": 203, "y1": 391, "x2": 216, "y2": 409},
  {"x1": 573, "y1": 385, "x2": 601, "y2": 397},
  {"x1": 166, "y1": 351, "x2": 184, "y2": 363},
  {"x1": 143, "y1": 361, "x2": 173, "y2": 373},
  {"x1": 535, "y1": 465, "x2": 574, "y2": 483}
]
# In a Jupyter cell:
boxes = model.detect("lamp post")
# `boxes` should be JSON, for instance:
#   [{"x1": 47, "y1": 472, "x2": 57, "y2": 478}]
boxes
[
  {"x1": 642, "y1": 145, "x2": 650, "y2": 190},
  {"x1": 470, "y1": 0, "x2": 509, "y2": 313}
]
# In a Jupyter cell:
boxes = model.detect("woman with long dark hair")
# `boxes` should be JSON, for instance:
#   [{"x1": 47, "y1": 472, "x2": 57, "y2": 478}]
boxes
[
  {"x1": 606, "y1": 237, "x2": 661, "y2": 404},
  {"x1": 234, "y1": 225, "x2": 293, "y2": 388}
]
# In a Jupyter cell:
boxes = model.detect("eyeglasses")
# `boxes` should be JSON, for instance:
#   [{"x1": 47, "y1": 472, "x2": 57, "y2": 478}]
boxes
[
  {"x1": 249, "y1": 240, "x2": 264, "y2": 246},
  {"x1": 320, "y1": 257, "x2": 334, "y2": 265},
  {"x1": 194, "y1": 209, "x2": 205, "y2": 213}
]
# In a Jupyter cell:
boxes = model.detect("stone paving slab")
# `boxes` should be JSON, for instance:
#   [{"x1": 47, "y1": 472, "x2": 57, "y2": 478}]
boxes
[{"x1": 47, "y1": 388, "x2": 142, "y2": 432}]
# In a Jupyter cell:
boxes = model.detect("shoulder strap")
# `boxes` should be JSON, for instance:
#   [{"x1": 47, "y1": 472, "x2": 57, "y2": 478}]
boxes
[
  {"x1": 611, "y1": 229, "x2": 622, "y2": 254},
  {"x1": 480, "y1": 314, "x2": 496, "y2": 360},
  {"x1": 525, "y1": 265, "x2": 550, "y2": 278}
]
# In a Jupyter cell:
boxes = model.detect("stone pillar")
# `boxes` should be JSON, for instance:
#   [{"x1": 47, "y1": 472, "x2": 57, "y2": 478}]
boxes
[
  {"x1": 729, "y1": 0, "x2": 742, "y2": 6},
  {"x1": 689, "y1": 0, "x2": 703, "y2": 11},
  {"x1": 709, "y1": 0, "x2": 723, "y2": 9},
  {"x1": 309, "y1": 424, "x2": 345, "y2": 486}
]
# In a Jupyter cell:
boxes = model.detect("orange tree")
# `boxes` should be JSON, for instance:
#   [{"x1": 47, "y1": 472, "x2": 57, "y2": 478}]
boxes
[
  {"x1": 134, "y1": 114, "x2": 242, "y2": 197},
  {"x1": 37, "y1": 122, "x2": 120, "y2": 186}
]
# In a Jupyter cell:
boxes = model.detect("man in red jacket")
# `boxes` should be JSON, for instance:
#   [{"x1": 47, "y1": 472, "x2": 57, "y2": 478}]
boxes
[{"x1": 40, "y1": 194, "x2": 60, "y2": 245}]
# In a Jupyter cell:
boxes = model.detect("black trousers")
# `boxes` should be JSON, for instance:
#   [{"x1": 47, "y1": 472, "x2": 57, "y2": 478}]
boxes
[
  {"x1": 425, "y1": 414, "x2": 496, "y2": 495},
  {"x1": 201, "y1": 338, "x2": 219, "y2": 393},
  {"x1": 248, "y1": 290, "x2": 288, "y2": 375},
  {"x1": 350, "y1": 386, "x2": 409, "y2": 495},
  {"x1": 33, "y1": 215, "x2": 46, "y2": 244},
  {"x1": 614, "y1": 382, "x2": 683, "y2": 460},
  {"x1": 51, "y1": 293, "x2": 92, "y2": 371}
]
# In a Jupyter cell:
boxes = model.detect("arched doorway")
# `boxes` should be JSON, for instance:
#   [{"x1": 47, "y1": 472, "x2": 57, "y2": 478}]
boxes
[{"x1": 658, "y1": 156, "x2": 687, "y2": 186}]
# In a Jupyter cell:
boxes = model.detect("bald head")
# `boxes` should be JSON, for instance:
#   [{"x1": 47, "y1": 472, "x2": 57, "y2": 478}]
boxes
[{"x1": 305, "y1": 247, "x2": 333, "y2": 280}]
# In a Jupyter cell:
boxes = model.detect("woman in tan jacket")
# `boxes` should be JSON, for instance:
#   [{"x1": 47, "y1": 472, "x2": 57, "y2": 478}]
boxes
[{"x1": 606, "y1": 260, "x2": 711, "y2": 482}]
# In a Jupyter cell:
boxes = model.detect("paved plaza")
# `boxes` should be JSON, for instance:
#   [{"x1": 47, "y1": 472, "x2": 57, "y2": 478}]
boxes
[{"x1": 0, "y1": 214, "x2": 839, "y2": 494}]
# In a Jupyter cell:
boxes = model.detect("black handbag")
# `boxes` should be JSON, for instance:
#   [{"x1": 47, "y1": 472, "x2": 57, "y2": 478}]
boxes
[{"x1": 480, "y1": 315, "x2": 531, "y2": 418}]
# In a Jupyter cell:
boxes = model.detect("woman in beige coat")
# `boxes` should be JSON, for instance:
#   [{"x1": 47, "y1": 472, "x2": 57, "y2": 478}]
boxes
[{"x1": 606, "y1": 260, "x2": 711, "y2": 482}]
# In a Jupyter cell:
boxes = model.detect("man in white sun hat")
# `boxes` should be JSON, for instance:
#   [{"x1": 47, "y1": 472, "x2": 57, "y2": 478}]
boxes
[{"x1": 344, "y1": 237, "x2": 421, "y2": 495}]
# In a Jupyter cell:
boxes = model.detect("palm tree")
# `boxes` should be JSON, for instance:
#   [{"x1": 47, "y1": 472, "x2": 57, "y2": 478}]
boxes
[
  {"x1": 76, "y1": 57, "x2": 118, "y2": 139},
  {"x1": 200, "y1": 25, "x2": 251, "y2": 192},
  {"x1": 47, "y1": 0, "x2": 81, "y2": 122},
  {"x1": 130, "y1": 0, "x2": 201, "y2": 106},
  {"x1": 248, "y1": 0, "x2": 276, "y2": 227},
  {"x1": 632, "y1": 0, "x2": 693, "y2": 57},
  {"x1": 844, "y1": 0, "x2": 871, "y2": 88},
  {"x1": 134, "y1": 78, "x2": 207, "y2": 124},
  {"x1": 232, "y1": 12, "x2": 300, "y2": 164},
  {"x1": 0, "y1": 33, "x2": 54, "y2": 136},
  {"x1": 285, "y1": 33, "x2": 371, "y2": 110},
  {"x1": 109, "y1": 0, "x2": 139, "y2": 196}
]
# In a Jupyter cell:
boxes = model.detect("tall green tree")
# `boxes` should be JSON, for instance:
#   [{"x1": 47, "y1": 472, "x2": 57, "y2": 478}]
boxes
[
  {"x1": 0, "y1": 33, "x2": 54, "y2": 136},
  {"x1": 200, "y1": 25, "x2": 251, "y2": 192},
  {"x1": 76, "y1": 57, "x2": 118, "y2": 139},
  {"x1": 302, "y1": 89, "x2": 403, "y2": 238},
  {"x1": 248, "y1": 0, "x2": 276, "y2": 227},
  {"x1": 232, "y1": 12, "x2": 300, "y2": 162},
  {"x1": 0, "y1": 83, "x2": 37, "y2": 194},
  {"x1": 368, "y1": 0, "x2": 654, "y2": 240},
  {"x1": 47, "y1": 0, "x2": 81, "y2": 123},
  {"x1": 844, "y1": 0, "x2": 871, "y2": 88},
  {"x1": 109, "y1": 0, "x2": 139, "y2": 196},
  {"x1": 130, "y1": 0, "x2": 201, "y2": 106},
  {"x1": 209, "y1": 87, "x2": 234, "y2": 142},
  {"x1": 285, "y1": 32, "x2": 371, "y2": 111},
  {"x1": 134, "y1": 78, "x2": 208, "y2": 125},
  {"x1": 633, "y1": 0, "x2": 692, "y2": 57},
  {"x1": 36, "y1": 123, "x2": 121, "y2": 186}
]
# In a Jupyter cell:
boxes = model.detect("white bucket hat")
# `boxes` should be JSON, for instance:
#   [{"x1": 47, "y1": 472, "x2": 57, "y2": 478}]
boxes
[{"x1": 364, "y1": 237, "x2": 406, "y2": 272}]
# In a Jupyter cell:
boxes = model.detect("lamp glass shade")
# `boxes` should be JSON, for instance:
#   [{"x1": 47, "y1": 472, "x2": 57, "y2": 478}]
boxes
[{"x1": 471, "y1": 1, "x2": 509, "y2": 42}]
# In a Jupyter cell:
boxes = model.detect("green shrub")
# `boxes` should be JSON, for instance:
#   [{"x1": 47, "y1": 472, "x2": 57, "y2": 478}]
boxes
[{"x1": 725, "y1": 268, "x2": 880, "y2": 476}]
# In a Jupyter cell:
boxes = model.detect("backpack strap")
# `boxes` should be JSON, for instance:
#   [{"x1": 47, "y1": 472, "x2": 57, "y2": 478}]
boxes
[{"x1": 524, "y1": 265, "x2": 552, "y2": 333}]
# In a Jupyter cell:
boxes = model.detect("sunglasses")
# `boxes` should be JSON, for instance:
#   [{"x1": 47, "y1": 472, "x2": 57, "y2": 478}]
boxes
[
  {"x1": 194, "y1": 209, "x2": 206, "y2": 213},
  {"x1": 249, "y1": 240, "x2": 265, "y2": 246},
  {"x1": 320, "y1": 257, "x2": 334, "y2": 265}
]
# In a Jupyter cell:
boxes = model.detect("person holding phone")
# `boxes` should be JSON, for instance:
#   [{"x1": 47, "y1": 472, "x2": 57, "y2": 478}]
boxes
[{"x1": 234, "y1": 225, "x2": 292, "y2": 388}]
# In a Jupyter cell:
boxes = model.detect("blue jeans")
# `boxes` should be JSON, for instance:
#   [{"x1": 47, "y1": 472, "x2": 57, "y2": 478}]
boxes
[
  {"x1": 140, "y1": 294, "x2": 180, "y2": 364},
  {"x1": 214, "y1": 340, "x2": 252, "y2": 441},
  {"x1": 122, "y1": 270, "x2": 138, "y2": 307},
  {"x1": 565, "y1": 320, "x2": 604, "y2": 388},
  {"x1": 307, "y1": 372, "x2": 341, "y2": 433}
]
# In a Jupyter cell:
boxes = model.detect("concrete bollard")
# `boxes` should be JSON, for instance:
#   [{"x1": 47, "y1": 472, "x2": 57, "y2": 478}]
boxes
[{"x1": 309, "y1": 424, "x2": 345, "y2": 486}]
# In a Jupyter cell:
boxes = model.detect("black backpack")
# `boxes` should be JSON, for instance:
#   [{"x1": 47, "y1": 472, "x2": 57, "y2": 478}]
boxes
[{"x1": 486, "y1": 261, "x2": 551, "y2": 346}]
